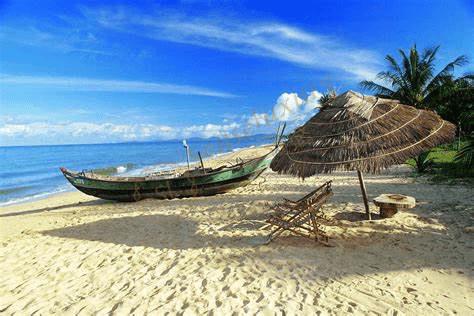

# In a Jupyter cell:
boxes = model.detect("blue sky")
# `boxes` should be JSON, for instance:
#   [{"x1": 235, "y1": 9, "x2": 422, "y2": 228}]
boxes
[{"x1": 0, "y1": 0, "x2": 473, "y2": 146}]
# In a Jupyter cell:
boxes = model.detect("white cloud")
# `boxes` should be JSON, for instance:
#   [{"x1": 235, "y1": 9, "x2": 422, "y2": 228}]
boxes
[
  {"x1": 272, "y1": 92, "x2": 304, "y2": 121},
  {"x1": 80, "y1": 7, "x2": 380, "y2": 80},
  {"x1": 271, "y1": 90, "x2": 322, "y2": 122},
  {"x1": 0, "y1": 74, "x2": 237, "y2": 98},
  {"x1": 0, "y1": 25, "x2": 109, "y2": 56},
  {"x1": 0, "y1": 122, "x2": 171, "y2": 140},
  {"x1": 247, "y1": 113, "x2": 269, "y2": 126},
  {"x1": 182, "y1": 122, "x2": 240, "y2": 138},
  {"x1": 0, "y1": 121, "x2": 241, "y2": 145},
  {"x1": 304, "y1": 90, "x2": 323, "y2": 112}
]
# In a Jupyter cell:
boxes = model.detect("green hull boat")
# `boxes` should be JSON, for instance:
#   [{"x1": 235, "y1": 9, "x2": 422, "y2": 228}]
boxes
[{"x1": 60, "y1": 147, "x2": 277, "y2": 202}]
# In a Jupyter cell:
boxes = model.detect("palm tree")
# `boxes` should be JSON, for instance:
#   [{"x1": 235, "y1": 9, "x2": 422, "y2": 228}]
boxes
[
  {"x1": 360, "y1": 45, "x2": 469, "y2": 110},
  {"x1": 318, "y1": 88, "x2": 337, "y2": 110}
]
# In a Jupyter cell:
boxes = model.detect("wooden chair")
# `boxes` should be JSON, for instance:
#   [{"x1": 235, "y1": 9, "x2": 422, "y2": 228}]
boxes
[{"x1": 265, "y1": 181, "x2": 333, "y2": 245}]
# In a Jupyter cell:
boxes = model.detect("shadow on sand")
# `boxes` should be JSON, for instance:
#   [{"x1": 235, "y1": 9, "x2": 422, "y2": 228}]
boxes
[
  {"x1": 43, "y1": 214, "x2": 267, "y2": 250},
  {"x1": 0, "y1": 199, "x2": 114, "y2": 218},
  {"x1": 41, "y1": 210, "x2": 473, "y2": 277}
]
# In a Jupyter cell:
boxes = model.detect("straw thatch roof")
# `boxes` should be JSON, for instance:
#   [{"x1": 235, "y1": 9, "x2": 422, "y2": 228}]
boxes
[{"x1": 271, "y1": 90, "x2": 456, "y2": 178}]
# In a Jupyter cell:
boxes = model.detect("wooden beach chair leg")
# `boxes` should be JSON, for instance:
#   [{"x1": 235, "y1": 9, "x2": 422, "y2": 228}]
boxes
[
  {"x1": 309, "y1": 212, "x2": 319, "y2": 242},
  {"x1": 311, "y1": 213, "x2": 331, "y2": 246},
  {"x1": 266, "y1": 209, "x2": 305, "y2": 242},
  {"x1": 266, "y1": 226, "x2": 285, "y2": 243}
]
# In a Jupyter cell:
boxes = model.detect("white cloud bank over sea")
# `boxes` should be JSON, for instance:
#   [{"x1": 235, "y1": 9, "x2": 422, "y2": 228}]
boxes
[
  {"x1": 0, "y1": 91, "x2": 321, "y2": 145},
  {"x1": 0, "y1": 90, "x2": 321, "y2": 146},
  {"x1": 0, "y1": 121, "x2": 242, "y2": 145}
]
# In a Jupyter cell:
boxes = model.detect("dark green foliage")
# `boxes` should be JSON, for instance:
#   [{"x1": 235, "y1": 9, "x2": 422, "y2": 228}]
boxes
[
  {"x1": 413, "y1": 152, "x2": 434, "y2": 173},
  {"x1": 455, "y1": 134, "x2": 474, "y2": 168},
  {"x1": 319, "y1": 88, "x2": 337, "y2": 110},
  {"x1": 407, "y1": 139, "x2": 474, "y2": 183},
  {"x1": 432, "y1": 75, "x2": 474, "y2": 134}
]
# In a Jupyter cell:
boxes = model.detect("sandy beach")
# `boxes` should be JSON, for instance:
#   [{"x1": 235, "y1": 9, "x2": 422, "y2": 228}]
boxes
[{"x1": 1, "y1": 146, "x2": 473, "y2": 315}]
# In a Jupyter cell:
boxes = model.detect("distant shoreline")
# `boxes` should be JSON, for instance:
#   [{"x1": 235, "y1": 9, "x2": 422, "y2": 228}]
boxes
[{"x1": 0, "y1": 133, "x2": 276, "y2": 148}]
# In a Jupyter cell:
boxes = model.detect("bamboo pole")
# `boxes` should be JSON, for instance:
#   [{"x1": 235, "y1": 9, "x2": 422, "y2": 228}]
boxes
[
  {"x1": 357, "y1": 170, "x2": 371, "y2": 220},
  {"x1": 198, "y1": 151, "x2": 205, "y2": 170}
]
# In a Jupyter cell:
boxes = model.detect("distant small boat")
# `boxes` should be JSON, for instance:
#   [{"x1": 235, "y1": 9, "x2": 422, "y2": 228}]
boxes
[{"x1": 60, "y1": 146, "x2": 278, "y2": 202}]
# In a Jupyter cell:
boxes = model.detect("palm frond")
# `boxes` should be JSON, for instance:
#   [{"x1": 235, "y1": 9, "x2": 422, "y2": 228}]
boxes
[
  {"x1": 385, "y1": 54, "x2": 402, "y2": 75},
  {"x1": 413, "y1": 151, "x2": 434, "y2": 173},
  {"x1": 409, "y1": 46, "x2": 419, "y2": 80},
  {"x1": 360, "y1": 80, "x2": 395, "y2": 97},
  {"x1": 421, "y1": 46, "x2": 439, "y2": 67},
  {"x1": 455, "y1": 134, "x2": 474, "y2": 167},
  {"x1": 319, "y1": 88, "x2": 338, "y2": 110},
  {"x1": 459, "y1": 72, "x2": 474, "y2": 80},
  {"x1": 399, "y1": 49, "x2": 413, "y2": 85},
  {"x1": 364, "y1": 45, "x2": 470, "y2": 118},
  {"x1": 427, "y1": 55, "x2": 469, "y2": 92},
  {"x1": 376, "y1": 71, "x2": 405, "y2": 88}
]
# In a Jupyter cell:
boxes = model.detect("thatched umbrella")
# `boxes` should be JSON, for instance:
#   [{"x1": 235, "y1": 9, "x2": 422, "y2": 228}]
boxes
[{"x1": 271, "y1": 90, "x2": 456, "y2": 219}]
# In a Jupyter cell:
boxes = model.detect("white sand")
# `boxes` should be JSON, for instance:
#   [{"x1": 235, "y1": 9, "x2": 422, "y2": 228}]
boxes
[{"x1": 1, "y1": 146, "x2": 473, "y2": 315}]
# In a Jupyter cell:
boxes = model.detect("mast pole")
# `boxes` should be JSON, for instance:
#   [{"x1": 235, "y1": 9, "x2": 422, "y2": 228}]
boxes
[
  {"x1": 198, "y1": 151, "x2": 205, "y2": 171},
  {"x1": 357, "y1": 170, "x2": 371, "y2": 220},
  {"x1": 183, "y1": 140, "x2": 190, "y2": 170}
]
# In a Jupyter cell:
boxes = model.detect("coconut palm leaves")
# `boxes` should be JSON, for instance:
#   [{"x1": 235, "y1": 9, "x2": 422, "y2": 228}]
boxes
[
  {"x1": 455, "y1": 134, "x2": 474, "y2": 168},
  {"x1": 318, "y1": 88, "x2": 337, "y2": 110},
  {"x1": 413, "y1": 151, "x2": 434, "y2": 173},
  {"x1": 360, "y1": 45, "x2": 469, "y2": 109}
]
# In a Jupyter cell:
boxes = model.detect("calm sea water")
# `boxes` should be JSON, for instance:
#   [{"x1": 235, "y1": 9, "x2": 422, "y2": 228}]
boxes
[{"x1": 0, "y1": 134, "x2": 274, "y2": 206}]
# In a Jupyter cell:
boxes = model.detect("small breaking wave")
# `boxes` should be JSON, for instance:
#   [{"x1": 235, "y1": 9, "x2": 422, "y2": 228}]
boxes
[
  {"x1": 0, "y1": 186, "x2": 70, "y2": 207},
  {"x1": 125, "y1": 162, "x2": 188, "y2": 176},
  {"x1": 116, "y1": 165, "x2": 127, "y2": 173},
  {"x1": 92, "y1": 163, "x2": 135, "y2": 176}
]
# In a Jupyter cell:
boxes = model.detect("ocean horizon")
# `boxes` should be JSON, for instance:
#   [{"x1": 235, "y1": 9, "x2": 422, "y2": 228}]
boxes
[{"x1": 0, "y1": 134, "x2": 275, "y2": 206}]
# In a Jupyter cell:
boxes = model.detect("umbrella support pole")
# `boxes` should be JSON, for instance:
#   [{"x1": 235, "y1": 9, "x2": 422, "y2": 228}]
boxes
[{"x1": 357, "y1": 170, "x2": 371, "y2": 220}]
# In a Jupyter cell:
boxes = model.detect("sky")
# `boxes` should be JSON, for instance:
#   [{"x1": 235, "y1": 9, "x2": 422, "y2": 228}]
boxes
[{"x1": 0, "y1": 0, "x2": 473, "y2": 146}]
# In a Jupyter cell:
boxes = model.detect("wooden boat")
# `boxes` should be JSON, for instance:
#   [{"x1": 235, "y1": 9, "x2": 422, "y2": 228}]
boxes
[{"x1": 60, "y1": 146, "x2": 278, "y2": 202}]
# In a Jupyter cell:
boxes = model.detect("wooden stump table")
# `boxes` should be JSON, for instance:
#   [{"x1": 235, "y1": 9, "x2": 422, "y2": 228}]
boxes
[{"x1": 373, "y1": 194, "x2": 416, "y2": 218}]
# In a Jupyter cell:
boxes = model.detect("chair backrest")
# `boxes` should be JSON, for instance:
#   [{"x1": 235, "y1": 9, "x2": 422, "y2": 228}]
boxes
[
  {"x1": 291, "y1": 186, "x2": 333, "y2": 227},
  {"x1": 298, "y1": 181, "x2": 332, "y2": 206}
]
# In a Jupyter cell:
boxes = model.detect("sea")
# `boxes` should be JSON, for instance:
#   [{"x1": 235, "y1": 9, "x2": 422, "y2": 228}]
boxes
[{"x1": 0, "y1": 134, "x2": 275, "y2": 206}]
